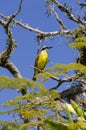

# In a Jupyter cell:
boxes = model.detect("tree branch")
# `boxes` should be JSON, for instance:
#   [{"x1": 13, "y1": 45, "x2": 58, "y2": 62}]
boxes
[
  {"x1": 0, "y1": 1, "x2": 28, "y2": 124},
  {"x1": 0, "y1": 1, "x2": 23, "y2": 62},
  {"x1": 59, "y1": 83, "x2": 86, "y2": 99},
  {"x1": 0, "y1": 59, "x2": 27, "y2": 95},
  {"x1": 0, "y1": 0, "x2": 23, "y2": 75},
  {"x1": 75, "y1": 0, "x2": 86, "y2": 7},
  {"x1": 50, "y1": 74, "x2": 81, "y2": 90},
  {"x1": 6, "y1": 0, "x2": 23, "y2": 27},
  {"x1": 0, "y1": 19, "x2": 16, "y2": 63},
  {"x1": 0, "y1": 13, "x2": 74, "y2": 40},
  {"x1": 14, "y1": 20, "x2": 73, "y2": 38},
  {"x1": 52, "y1": 0, "x2": 86, "y2": 25},
  {"x1": 14, "y1": 0, "x2": 23, "y2": 17},
  {"x1": 49, "y1": 5, "x2": 67, "y2": 29},
  {"x1": 0, "y1": 60, "x2": 22, "y2": 78},
  {"x1": 0, "y1": 0, "x2": 27, "y2": 95}
]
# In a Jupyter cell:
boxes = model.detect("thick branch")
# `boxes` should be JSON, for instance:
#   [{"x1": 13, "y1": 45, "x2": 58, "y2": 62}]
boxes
[
  {"x1": 14, "y1": 20, "x2": 73, "y2": 38},
  {"x1": 59, "y1": 83, "x2": 86, "y2": 99},
  {"x1": 0, "y1": 19, "x2": 16, "y2": 63},
  {"x1": 0, "y1": 19, "x2": 6, "y2": 26},
  {"x1": 0, "y1": 0, "x2": 23, "y2": 62},
  {"x1": 0, "y1": 13, "x2": 73, "y2": 39},
  {"x1": 0, "y1": 60, "x2": 22, "y2": 78},
  {"x1": 0, "y1": 0, "x2": 24, "y2": 76},
  {"x1": 1, "y1": 30, "x2": 16, "y2": 62},
  {"x1": 0, "y1": 60, "x2": 27, "y2": 95},
  {"x1": 0, "y1": 0, "x2": 27, "y2": 96}
]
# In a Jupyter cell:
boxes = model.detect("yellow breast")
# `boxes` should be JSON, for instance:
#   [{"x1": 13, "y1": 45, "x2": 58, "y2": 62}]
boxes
[{"x1": 37, "y1": 50, "x2": 49, "y2": 70}]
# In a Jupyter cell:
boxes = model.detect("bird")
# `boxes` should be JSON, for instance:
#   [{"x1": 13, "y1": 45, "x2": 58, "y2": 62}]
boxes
[{"x1": 32, "y1": 46, "x2": 52, "y2": 81}]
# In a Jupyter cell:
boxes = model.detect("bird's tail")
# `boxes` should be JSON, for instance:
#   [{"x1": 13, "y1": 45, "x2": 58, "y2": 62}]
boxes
[
  {"x1": 21, "y1": 88, "x2": 27, "y2": 95},
  {"x1": 17, "y1": 88, "x2": 27, "y2": 95},
  {"x1": 32, "y1": 76, "x2": 36, "y2": 81}
]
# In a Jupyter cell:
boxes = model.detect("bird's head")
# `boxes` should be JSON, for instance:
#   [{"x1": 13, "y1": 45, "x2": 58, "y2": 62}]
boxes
[{"x1": 40, "y1": 46, "x2": 52, "y2": 52}]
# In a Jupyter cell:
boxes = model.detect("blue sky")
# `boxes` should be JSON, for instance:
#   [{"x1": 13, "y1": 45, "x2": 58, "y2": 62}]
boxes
[
  {"x1": 0, "y1": 0, "x2": 76, "y2": 78},
  {"x1": 0, "y1": 0, "x2": 84, "y2": 123}
]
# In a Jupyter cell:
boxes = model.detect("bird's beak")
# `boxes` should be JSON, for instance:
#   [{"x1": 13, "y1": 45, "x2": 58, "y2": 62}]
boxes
[{"x1": 48, "y1": 46, "x2": 53, "y2": 49}]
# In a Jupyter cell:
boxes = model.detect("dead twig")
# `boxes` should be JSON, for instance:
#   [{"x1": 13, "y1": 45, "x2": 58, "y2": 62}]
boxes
[
  {"x1": 75, "y1": 0, "x2": 86, "y2": 7},
  {"x1": 52, "y1": 0, "x2": 86, "y2": 25}
]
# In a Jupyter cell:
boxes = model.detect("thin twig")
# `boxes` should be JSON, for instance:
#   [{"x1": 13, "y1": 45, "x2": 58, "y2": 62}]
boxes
[
  {"x1": 75, "y1": 0, "x2": 86, "y2": 7},
  {"x1": 49, "y1": 5, "x2": 67, "y2": 29},
  {"x1": 52, "y1": 0, "x2": 86, "y2": 25},
  {"x1": 6, "y1": 0, "x2": 23, "y2": 27},
  {"x1": 14, "y1": 0, "x2": 23, "y2": 17},
  {"x1": 50, "y1": 74, "x2": 80, "y2": 90}
]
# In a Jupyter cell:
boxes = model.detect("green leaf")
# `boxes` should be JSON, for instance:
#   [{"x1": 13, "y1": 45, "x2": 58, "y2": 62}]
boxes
[
  {"x1": 70, "y1": 37, "x2": 86, "y2": 49},
  {"x1": 0, "y1": 120, "x2": 19, "y2": 130},
  {"x1": 49, "y1": 89, "x2": 60, "y2": 99},
  {"x1": 64, "y1": 103, "x2": 76, "y2": 115},
  {"x1": 68, "y1": 121, "x2": 86, "y2": 130},
  {"x1": 44, "y1": 119, "x2": 68, "y2": 130},
  {"x1": 65, "y1": 103, "x2": 74, "y2": 123},
  {"x1": 71, "y1": 100, "x2": 86, "y2": 119}
]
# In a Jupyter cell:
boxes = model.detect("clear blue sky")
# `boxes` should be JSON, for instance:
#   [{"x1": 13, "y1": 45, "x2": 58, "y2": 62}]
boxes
[{"x1": 0, "y1": 0, "x2": 84, "y2": 123}]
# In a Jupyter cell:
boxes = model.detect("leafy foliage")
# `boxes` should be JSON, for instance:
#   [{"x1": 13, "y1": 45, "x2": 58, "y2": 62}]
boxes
[
  {"x1": 0, "y1": 0, "x2": 86, "y2": 130},
  {"x1": 70, "y1": 37, "x2": 86, "y2": 49},
  {"x1": 37, "y1": 63, "x2": 86, "y2": 81},
  {"x1": 0, "y1": 75, "x2": 86, "y2": 129}
]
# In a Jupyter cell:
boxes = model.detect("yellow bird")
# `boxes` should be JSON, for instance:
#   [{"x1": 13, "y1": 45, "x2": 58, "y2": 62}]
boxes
[{"x1": 32, "y1": 46, "x2": 52, "y2": 81}]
